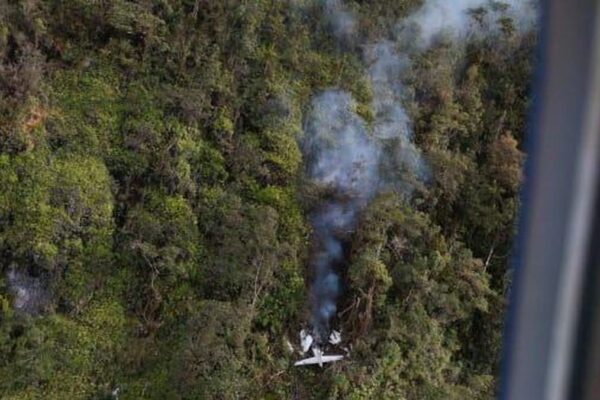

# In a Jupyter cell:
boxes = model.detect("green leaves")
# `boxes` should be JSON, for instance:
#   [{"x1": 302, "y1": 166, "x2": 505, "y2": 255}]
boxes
[
  {"x1": 123, "y1": 190, "x2": 199, "y2": 279},
  {"x1": 0, "y1": 1, "x2": 534, "y2": 398},
  {"x1": 0, "y1": 152, "x2": 114, "y2": 275},
  {"x1": 334, "y1": 194, "x2": 495, "y2": 398},
  {"x1": 0, "y1": 299, "x2": 126, "y2": 399}
]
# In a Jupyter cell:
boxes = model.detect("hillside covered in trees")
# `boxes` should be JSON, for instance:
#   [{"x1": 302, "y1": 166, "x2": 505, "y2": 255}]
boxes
[{"x1": 0, "y1": 1, "x2": 536, "y2": 399}]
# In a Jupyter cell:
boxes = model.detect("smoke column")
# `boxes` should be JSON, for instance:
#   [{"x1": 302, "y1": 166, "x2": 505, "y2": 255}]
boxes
[
  {"x1": 302, "y1": 47, "x2": 425, "y2": 339},
  {"x1": 303, "y1": 0, "x2": 536, "y2": 340},
  {"x1": 303, "y1": 91, "x2": 381, "y2": 340}
]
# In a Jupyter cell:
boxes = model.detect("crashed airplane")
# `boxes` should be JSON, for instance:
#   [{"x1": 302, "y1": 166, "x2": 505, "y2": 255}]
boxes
[
  {"x1": 294, "y1": 329, "x2": 345, "y2": 367},
  {"x1": 294, "y1": 347, "x2": 344, "y2": 367}
]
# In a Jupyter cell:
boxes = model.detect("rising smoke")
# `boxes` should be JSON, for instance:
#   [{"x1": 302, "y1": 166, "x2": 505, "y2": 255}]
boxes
[
  {"x1": 323, "y1": 0, "x2": 357, "y2": 44},
  {"x1": 303, "y1": 91, "x2": 381, "y2": 339},
  {"x1": 302, "y1": 44, "x2": 426, "y2": 339},
  {"x1": 401, "y1": 0, "x2": 538, "y2": 48},
  {"x1": 303, "y1": 0, "x2": 537, "y2": 340},
  {"x1": 6, "y1": 267, "x2": 50, "y2": 315}
]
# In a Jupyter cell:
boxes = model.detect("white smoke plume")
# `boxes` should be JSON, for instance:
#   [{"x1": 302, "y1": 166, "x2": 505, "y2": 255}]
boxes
[
  {"x1": 302, "y1": 0, "x2": 536, "y2": 340},
  {"x1": 303, "y1": 88, "x2": 426, "y2": 339},
  {"x1": 366, "y1": 41, "x2": 412, "y2": 140},
  {"x1": 6, "y1": 267, "x2": 50, "y2": 315},
  {"x1": 303, "y1": 91, "x2": 381, "y2": 339},
  {"x1": 305, "y1": 91, "x2": 380, "y2": 194},
  {"x1": 365, "y1": 41, "x2": 427, "y2": 182},
  {"x1": 401, "y1": 0, "x2": 538, "y2": 48},
  {"x1": 323, "y1": 0, "x2": 357, "y2": 43}
]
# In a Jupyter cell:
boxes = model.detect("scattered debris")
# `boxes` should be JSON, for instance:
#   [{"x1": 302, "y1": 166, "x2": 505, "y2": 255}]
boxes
[
  {"x1": 285, "y1": 338, "x2": 295, "y2": 353},
  {"x1": 328, "y1": 330, "x2": 341, "y2": 345},
  {"x1": 300, "y1": 329, "x2": 314, "y2": 354}
]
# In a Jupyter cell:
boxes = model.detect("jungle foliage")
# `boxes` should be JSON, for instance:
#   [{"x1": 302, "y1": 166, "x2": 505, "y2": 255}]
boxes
[{"x1": 0, "y1": 0, "x2": 535, "y2": 399}]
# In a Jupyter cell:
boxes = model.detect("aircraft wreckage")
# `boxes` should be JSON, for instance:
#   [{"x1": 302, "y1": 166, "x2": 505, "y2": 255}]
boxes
[{"x1": 294, "y1": 329, "x2": 345, "y2": 367}]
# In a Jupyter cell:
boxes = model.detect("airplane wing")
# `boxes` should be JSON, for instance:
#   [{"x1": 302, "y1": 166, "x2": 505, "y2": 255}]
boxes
[{"x1": 294, "y1": 355, "x2": 344, "y2": 367}]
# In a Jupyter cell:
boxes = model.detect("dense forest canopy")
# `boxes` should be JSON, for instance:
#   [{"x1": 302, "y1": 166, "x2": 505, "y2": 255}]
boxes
[{"x1": 0, "y1": 0, "x2": 536, "y2": 399}]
